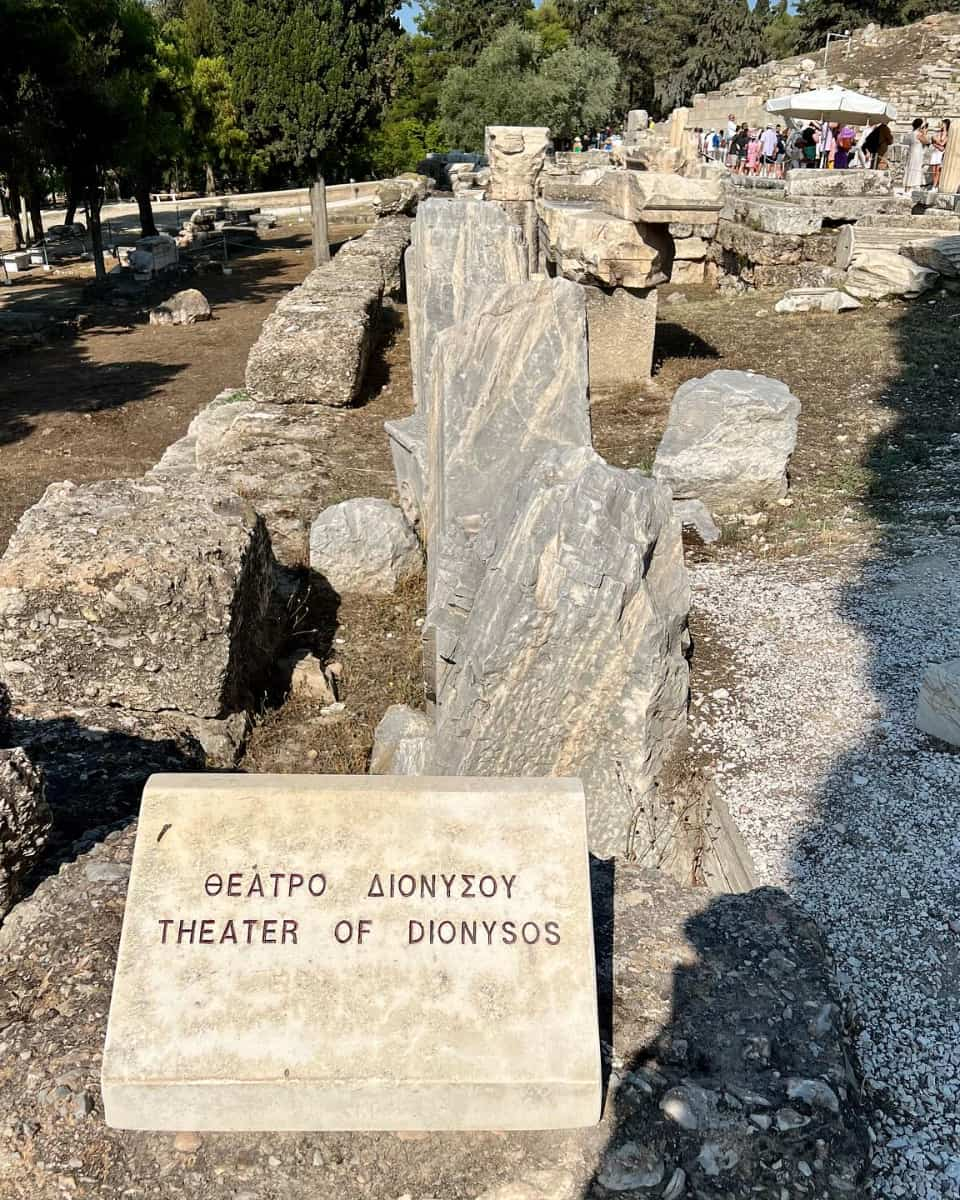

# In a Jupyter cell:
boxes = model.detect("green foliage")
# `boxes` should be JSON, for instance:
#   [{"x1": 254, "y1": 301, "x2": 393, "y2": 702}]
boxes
[
  {"x1": 656, "y1": 0, "x2": 767, "y2": 110},
  {"x1": 525, "y1": 1, "x2": 571, "y2": 53},
  {"x1": 794, "y1": 0, "x2": 887, "y2": 50},
  {"x1": 762, "y1": 0, "x2": 801, "y2": 59},
  {"x1": 438, "y1": 23, "x2": 619, "y2": 151},
  {"x1": 217, "y1": 0, "x2": 404, "y2": 179},
  {"x1": 418, "y1": 0, "x2": 534, "y2": 65}
]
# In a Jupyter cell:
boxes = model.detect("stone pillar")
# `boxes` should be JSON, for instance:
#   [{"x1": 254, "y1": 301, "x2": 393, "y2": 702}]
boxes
[
  {"x1": 941, "y1": 125, "x2": 960, "y2": 195},
  {"x1": 582, "y1": 286, "x2": 658, "y2": 390},
  {"x1": 668, "y1": 107, "x2": 690, "y2": 150}
]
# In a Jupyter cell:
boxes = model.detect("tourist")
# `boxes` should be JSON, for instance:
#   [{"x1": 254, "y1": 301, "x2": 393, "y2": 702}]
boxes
[
  {"x1": 775, "y1": 125, "x2": 787, "y2": 178},
  {"x1": 572, "y1": 135, "x2": 583, "y2": 154},
  {"x1": 726, "y1": 113, "x2": 738, "y2": 145},
  {"x1": 801, "y1": 127, "x2": 818, "y2": 167},
  {"x1": 786, "y1": 126, "x2": 804, "y2": 171},
  {"x1": 931, "y1": 120, "x2": 950, "y2": 189},
  {"x1": 731, "y1": 124, "x2": 749, "y2": 174},
  {"x1": 834, "y1": 125, "x2": 855, "y2": 169},
  {"x1": 759, "y1": 124, "x2": 778, "y2": 176},
  {"x1": 862, "y1": 117, "x2": 893, "y2": 168},
  {"x1": 903, "y1": 117, "x2": 929, "y2": 190},
  {"x1": 746, "y1": 129, "x2": 761, "y2": 176}
]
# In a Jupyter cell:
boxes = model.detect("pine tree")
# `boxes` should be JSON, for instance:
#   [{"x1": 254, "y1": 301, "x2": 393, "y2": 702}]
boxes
[
  {"x1": 794, "y1": 0, "x2": 889, "y2": 51},
  {"x1": 417, "y1": 0, "x2": 534, "y2": 66},
  {"x1": 217, "y1": 0, "x2": 404, "y2": 180}
]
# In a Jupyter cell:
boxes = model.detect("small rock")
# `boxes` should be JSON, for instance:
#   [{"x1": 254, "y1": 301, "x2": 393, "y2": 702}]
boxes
[
  {"x1": 776, "y1": 1106, "x2": 810, "y2": 1131},
  {"x1": 70, "y1": 1092, "x2": 93, "y2": 1119},
  {"x1": 660, "y1": 1082, "x2": 721, "y2": 1131},
  {"x1": 597, "y1": 1142, "x2": 666, "y2": 1191},
  {"x1": 787, "y1": 1077, "x2": 841, "y2": 1114},
  {"x1": 174, "y1": 1132, "x2": 201, "y2": 1153}
]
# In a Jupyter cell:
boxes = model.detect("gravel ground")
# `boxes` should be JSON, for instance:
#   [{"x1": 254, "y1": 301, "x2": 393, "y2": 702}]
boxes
[{"x1": 688, "y1": 532, "x2": 960, "y2": 1199}]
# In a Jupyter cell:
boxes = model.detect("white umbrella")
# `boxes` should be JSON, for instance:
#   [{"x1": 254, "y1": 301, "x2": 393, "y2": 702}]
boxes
[{"x1": 766, "y1": 87, "x2": 897, "y2": 125}]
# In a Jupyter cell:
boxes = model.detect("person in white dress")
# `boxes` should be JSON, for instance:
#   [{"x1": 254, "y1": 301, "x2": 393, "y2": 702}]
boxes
[{"x1": 903, "y1": 118, "x2": 929, "y2": 190}]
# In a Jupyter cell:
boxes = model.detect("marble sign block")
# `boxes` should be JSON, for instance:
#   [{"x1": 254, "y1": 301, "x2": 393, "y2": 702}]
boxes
[{"x1": 101, "y1": 774, "x2": 601, "y2": 1132}]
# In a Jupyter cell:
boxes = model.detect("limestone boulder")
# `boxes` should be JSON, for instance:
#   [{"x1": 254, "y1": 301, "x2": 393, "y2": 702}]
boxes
[
  {"x1": 373, "y1": 174, "x2": 429, "y2": 217},
  {"x1": 716, "y1": 220, "x2": 802, "y2": 266},
  {"x1": 775, "y1": 288, "x2": 861, "y2": 314},
  {"x1": 674, "y1": 499, "x2": 720, "y2": 543},
  {"x1": 368, "y1": 704, "x2": 435, "y2": 775},
  {"x1": 670, "y1": 260, "x2": 706, "y2": 286},
  {"x1": 245, "y1": 257, "x2": 383, "y2": 407},
  {"x1": 652, "y1": 370, "x2": 801, "y2": 511},
  {"x1": 148, "y1": 288, "x2": 211, "y2": 326},
  {"x1": 538, "y1": 200, "x2": 669, "y2": 288},
  {"x1": 0, "y1": 477, "x2": 276, "y2": 717},
  {"x1": 309, "y1": 498, "x2": 422, "y2": 596},
  {"x1": 583, "y1": 285, "x2": 658, "y2": 389},
  {"x1": 601, "y1": 170, "x2": 723, "y2": 224},
  {"x1": 335, "y1": 216, "x2": 413, "y2": 297},
  {"x1": 845, "y1": 250, "x2": 938, "y2": 300},
  {"x1": 540, "y1": 167, "x2": 609, "y2": 204},
  {"x1": 484, "y1": 126, "x2": 551, "y2": 202},
  {"x1": 732, "y1": 198, "x2": 823, "y2": 236},
  {"x1": 785, "y1": 168, "x2": 892, "y2": 199},
  {"x1": 620, "y1": 136, "x2": 686, "y2": 174},
  {"x1": 0, "y1": 747, "x2": 51, "y2": 918},
  {"x1": 916, "y1": 660, "x2": 960, "y2": 746},
  {"x1": 431, "y1": 446, "x2": 689, "y2": 856}
]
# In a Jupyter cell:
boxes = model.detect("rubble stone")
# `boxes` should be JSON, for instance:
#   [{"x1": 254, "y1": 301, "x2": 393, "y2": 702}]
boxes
[
  {"x1": 148, "y1": 288, "x2": 211, "y2": 326},
  {"x1": 775, "y1": 288, "x2": 861, "y2": 314},
  {"x1": 368, "y1": 704, "x2": 435, "y2": 775},
  {"x1": 845, "y1": 249, "x2": 938, "y2": 300},
  {"x1": 653, "y1": 370, "x2": 800, "y2": 511},
  {"x1": 916, "y1": 659, "x2": 960, "y2": 746},
  {"x1": 716, "y1": 220, "x2": 803, "y2": 265},
  {"x1": 0, "y1": 477, "x2": 276, "y2": 718},
  {"x1": 538, "y1": 200, "x2": 669, "y2": 288},
  {"x1": 0, "y1": 747, "x2": 51, "y2": 918},
  {"x1": 309, "y1": 498, "x2": 422, "y2": 595}
]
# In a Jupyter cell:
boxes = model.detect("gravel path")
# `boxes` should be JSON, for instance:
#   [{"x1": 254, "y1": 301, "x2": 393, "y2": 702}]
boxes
[{"x1": 689, "y1": 535, "x2": 960, "y2": 1199}]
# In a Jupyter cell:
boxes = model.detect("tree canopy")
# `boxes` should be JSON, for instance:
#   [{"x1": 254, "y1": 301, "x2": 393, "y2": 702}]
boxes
[{"x1": 438, "y1": 24, "x2": 620, "y2": 150}]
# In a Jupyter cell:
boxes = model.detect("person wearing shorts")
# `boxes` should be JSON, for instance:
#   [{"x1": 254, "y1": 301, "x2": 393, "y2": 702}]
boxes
[
  {"x1": 759, "y1": 125, "x2": 778, "y2": 175},
  {"x1": 931, "y1": 120, "x2": 949, "y2": 189}
]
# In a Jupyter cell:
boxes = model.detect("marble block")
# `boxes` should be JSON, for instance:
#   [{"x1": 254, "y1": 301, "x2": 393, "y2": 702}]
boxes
[{"x1": 102, "y1": 774, "x2": 601, "y2": 1132}]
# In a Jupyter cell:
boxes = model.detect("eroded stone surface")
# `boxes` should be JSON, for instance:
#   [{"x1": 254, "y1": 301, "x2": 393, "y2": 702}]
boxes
[
  {"x1": 245, "y1": 258, "x2": 384, "y2": 407},
  {"x1": 653, "y1": 370, "x2": 800, "y2": 511},
  {"x1": 148, "y1": 288, "x2": 211, "y2": 326},
  {"x1": 774, "y1": 288, "x2": 861, "y2": 314},
  {"x1": 602, "y1": 170, "x2": 723, "y2": 224},
  {"x1": 368, "y1": 703, "x2": 435, "y2": 774},
  {"x1": 845, "y1": 249, "x2": 938, "y2": 300},
  {"x1": 538, "y1": 200, "x2": 669, "y2": 288},
  {"x1": 432, "y1": 446, "x2": 689, "y2": 856},
  {"x1": 335, "y1": 216, "x2": 413, "y2": 297},
  {"x1": 407, "y1": 200, "x2": 528, "y2": 413},
  {"x1": 484, "y1": 126, "x2": 551, "y2": 202},
  {"x1": 0, "y1": 477, "x2": 275, "y2": 718},
  {"x1": 785, "y1": 167, "x2": 892, "y2": 199},
  {"x1": 583, "y1": 285, "x2": 658, "y2": 389},
  {"x1": 0, "y1": 746, "x2": 50, "y2": 918}
]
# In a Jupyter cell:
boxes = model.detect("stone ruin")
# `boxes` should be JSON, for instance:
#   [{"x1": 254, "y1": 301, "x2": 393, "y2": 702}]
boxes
[{"x1": 0, "y1": 153, "x2": 872, "y2": 1194}]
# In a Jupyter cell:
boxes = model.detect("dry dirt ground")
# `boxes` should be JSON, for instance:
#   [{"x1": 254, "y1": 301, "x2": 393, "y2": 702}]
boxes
[
  {"x1": 0, "y1": 222, "x2": 365, "y2": 553},
  {"x1": 3, "y1": 270, "x2": 959, "y2": 783}
]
